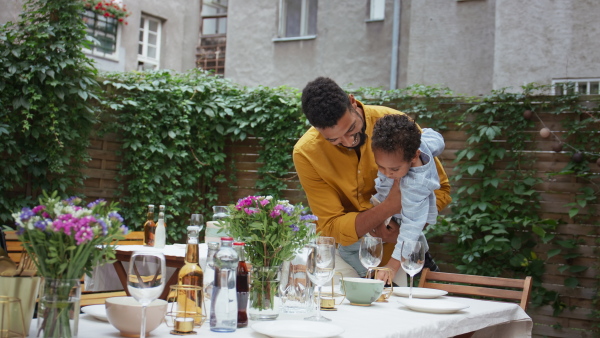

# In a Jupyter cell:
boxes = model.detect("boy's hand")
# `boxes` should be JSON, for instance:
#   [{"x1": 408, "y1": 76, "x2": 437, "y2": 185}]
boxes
[{"x1": 372, "y1": 218, "x2": 399, "y2": 243}]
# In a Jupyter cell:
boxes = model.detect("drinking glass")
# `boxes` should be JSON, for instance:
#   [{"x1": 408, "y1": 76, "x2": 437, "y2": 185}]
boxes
[
  {"x1": 305, "y1": 237, "x2": 335, "y2": 322},
  {"x1": 359, "y1": 236, "x2": 383, "y2": 278},
  {"x1": 400, "y1": 239, "x2": 426, "y2": 299},
  {"x1": 127, "y1": 251, "x2": 166, "y2": 338}
]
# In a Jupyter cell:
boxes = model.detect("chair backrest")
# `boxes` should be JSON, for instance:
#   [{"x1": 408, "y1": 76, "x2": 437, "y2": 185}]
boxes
[
  {"x1": 418, "y1": 268, "x2": 533, "y2": 310},
  {"x1": 114, "y1": 231, "x2": 144, "y2": 245},
  {"x1": 3, "y1": 230, "x2": 145, "y2": 264},
  {"x1": 4, "y1": 231, "x2": 23, "y2": 264}
]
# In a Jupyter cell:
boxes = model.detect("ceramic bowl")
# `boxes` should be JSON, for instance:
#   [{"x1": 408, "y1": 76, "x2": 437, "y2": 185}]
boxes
[
  {"x1": 105, "y1": 296, "x2": 167, "y2": 337},
  {"x1": 341, "y1": 277, "x2": 384, "y2": 306}
]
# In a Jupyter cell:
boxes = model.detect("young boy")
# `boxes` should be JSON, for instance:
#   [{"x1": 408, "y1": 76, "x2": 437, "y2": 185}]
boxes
[
  {"x1": 338, "y1": 114, "x2": 443, "y2": 278},
  {"x1": 371, "y1": 114, "x2": 444, "y2": 278}
]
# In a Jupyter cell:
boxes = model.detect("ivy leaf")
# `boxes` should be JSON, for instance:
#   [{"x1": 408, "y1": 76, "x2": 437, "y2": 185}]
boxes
[
  {"x1": 564, "y1": 277, "x2": 579, "y2": 288},
  {"x1": 484, "y1": 235, "x2": 494, "y2": 242},
  {"x1": 547, "y1": 249, "x2": 561, "y2": 259},
  {"x1": 532, "y1": 225, "x2": 546, "y2": 237},
  {"x1": 569, "y1": 265, "x2": 588, "y2": 273},
  {"x1": 168, "y1": 131, "x2": 176, "y2": 139}
]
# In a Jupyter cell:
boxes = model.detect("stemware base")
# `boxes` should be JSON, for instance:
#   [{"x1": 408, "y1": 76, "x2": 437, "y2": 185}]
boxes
[{"x1": 304, "y1": 315, "x2": 332, "y2": 322}]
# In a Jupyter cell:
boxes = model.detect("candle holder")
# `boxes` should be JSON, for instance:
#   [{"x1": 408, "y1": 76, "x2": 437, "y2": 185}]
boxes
[
  {"x1": 166, "y1": 285, "x2": 205, "y2": 336},
  {"x1": 0, "y1": 295, "x2": 26, "y2": 338},
  {"x1": 319, "y1": 272, "x2": 345, "y2": 311},
  {"x1": 366, "y1": 267, "x2": 394, "y2": 302}
]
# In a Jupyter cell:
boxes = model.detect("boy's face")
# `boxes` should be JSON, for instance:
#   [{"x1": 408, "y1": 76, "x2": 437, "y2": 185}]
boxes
[{"x1": 374, "y1": 149, "x2": 420, "y2": 180}]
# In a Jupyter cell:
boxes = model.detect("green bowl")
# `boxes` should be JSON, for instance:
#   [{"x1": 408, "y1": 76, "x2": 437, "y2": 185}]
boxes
[{"x1": 341, "y1": 277, "x2": 384, "y2": 306}]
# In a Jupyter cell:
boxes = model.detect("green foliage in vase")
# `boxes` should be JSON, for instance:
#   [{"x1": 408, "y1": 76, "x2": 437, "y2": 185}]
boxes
[{"x1": 0, "y1": 0, "x2": 100, "y2": 223}]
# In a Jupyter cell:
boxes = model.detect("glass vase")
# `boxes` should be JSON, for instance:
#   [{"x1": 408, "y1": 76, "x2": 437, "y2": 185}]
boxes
[
  {"x1": 37, "y1": 278, "x2": 81, "y2": 338},
  {"x1": 248, "y1": 266, "x2": 280, "y2": 320},
  {"x1": 279, "y1": 247, "x2": 313, "y2": 314}
]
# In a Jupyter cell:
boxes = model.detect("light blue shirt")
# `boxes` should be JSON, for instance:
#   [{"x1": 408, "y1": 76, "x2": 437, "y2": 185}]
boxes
[{"x1": 373, "y1": 128, "x2": 444, "y2": 260}]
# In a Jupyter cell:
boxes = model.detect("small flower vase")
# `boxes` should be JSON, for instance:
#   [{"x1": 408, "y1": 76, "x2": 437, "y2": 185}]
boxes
[
  {"x1": 248, "y1": 266, "x2": 280, "y2": 320},
  {"x1": 37, "y1": 278, "x2": 81, "y2": 338}
]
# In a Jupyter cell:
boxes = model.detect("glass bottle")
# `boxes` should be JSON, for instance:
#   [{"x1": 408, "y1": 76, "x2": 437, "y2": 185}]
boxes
[
  {"x1": 143, "y1": 204, "x2": 156, "y2": 246},
  {"x1": 154, "y1": 211, "x2": 166, "y2": 248},
  {"x1": 210, "y1": 237, "x2": 238, "y2": 332},
  {"x1": 204, "y1": 241, "x2": 219, "y2": 300},
  {"x1": 177, "y1": 225, "x2": 204, "y2": 324},
  {"x1": 233, "y1": 242, "x2": 249, "y2": 328},
  {"x1": 159, "y1": 204, "x2": 167, "y2": 228}
]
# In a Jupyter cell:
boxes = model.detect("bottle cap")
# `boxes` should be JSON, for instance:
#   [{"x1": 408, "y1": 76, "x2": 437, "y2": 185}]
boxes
[
  {"x1": 221, "y1": 237, "x2": 234, "y2": 241},
  {"x1": 233, "y1": 242, "x2": 245, "y2": 246}
]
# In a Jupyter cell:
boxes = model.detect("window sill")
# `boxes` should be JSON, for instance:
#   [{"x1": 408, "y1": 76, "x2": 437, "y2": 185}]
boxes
[
  {"x1": 365, "y1": 19, "x2": 384, "y2": 23},
  {"x1": 84, "y1": 51, "x2": 119, "y2": 62},
  {"x1": 272, "y1": 35, "x2": 317, "y2": 43}
]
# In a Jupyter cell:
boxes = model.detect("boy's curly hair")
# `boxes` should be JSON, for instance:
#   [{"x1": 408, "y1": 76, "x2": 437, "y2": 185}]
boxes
[{"x1": 371, "y1": 114, "x2": 421, "y2": 162}]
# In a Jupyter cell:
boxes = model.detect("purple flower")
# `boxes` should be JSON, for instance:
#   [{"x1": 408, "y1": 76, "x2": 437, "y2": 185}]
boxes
[
  {"x1": 269, "y1": 204, "x2": 284, "y2": 218},
  {"x1": 20, "y1": 208, "x2": 34, "y2": 221},
  {"x1": 65, "y1": 196, "x2": 82, "y2": 205},
  {"x1": 87, "y1": 199, "x2": 106, "y2": 209},
  {"x1": 15, "y1": 225, "x2": 25, "y2": 236},
  {"x1": 96, "y1": 219, "x2": 108, "y2": 235},
  {"x1": 300, "y1": 214, "x2": 318, "y2": 222},
  {"x1": 34, "y1": 220, "x2": 47, "y2": 231},
  {"x1": 243, "y1": 207, "x2": 259, "y2": 215},
  {"x1": 260, "y1": 199, "x2": 270, "y2": 207},
  {"x1": 289, "y1": 224, "x2": 299, "y2": 232},
  {"x1": 282, "y1": 205, "x2": 294, "y2": 216},
  {"x1": 108, "y1": 212, "x2": 124, "y2": 223},
  {"x1": 120, "y1": 225, "x2": 129, "y2": 235}
]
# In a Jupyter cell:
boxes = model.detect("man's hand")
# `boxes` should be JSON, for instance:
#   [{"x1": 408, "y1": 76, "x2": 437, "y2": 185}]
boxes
[
  {"x1": 372, "y1": 218, "x2": 399, "y2": 244},
  {"x1": 375, "y1": 258, "x2": 401, "y2": 283}
]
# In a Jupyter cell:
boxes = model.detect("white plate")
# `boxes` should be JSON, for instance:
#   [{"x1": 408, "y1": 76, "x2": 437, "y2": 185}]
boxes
[
  {"x1": 393, "y1": 287, "x2": 448, "y2": 298},
  {"x1": 398, "y1": 298, "x2": 470, "y2": 314},
  {"x1": 251, "y1": 320, "x2": 344, "y2": 338},
  {"x1": 81, "y1": 305, "x2": 108, "y2": 322}
]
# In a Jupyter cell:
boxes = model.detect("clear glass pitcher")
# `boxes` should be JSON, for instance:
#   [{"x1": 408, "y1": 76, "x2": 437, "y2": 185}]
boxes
[
  {"x1": 212, "y1": 206, "x2": 229, "y2": 222},
  {"x1": 279, "y1": 247, "x2": 313, "y2": 314}
]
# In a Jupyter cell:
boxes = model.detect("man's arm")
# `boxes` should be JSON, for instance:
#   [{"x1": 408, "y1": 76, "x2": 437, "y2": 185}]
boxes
[{"x1": 293, "y1": 150, "x2": 400, "y2": 246}]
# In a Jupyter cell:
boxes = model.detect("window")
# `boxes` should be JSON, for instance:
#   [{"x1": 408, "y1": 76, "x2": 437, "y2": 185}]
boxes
[
  {"x1": 138, "y1": 15, "x2": 162, "y2": 70},
  {"x1": 202, "y1": 0, "x2": 228, "y2": 35},
  {"x1": 278, "y1": 0, "x2": 318, "y2": 39},
  {"x1": 83, "y1": 9, "x2": 120, "y2": 59},
  {"x1": 369, "y1": 0, "x2": 385, "y2": 21},
  {"x1": 553, "y1": 79, "x2": 600, "y2": 95}
]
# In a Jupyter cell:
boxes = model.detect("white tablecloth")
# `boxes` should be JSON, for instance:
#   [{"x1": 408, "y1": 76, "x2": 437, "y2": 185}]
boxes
[{"x1": 28, "y1": 295, "x2": 531, "y2": 338}]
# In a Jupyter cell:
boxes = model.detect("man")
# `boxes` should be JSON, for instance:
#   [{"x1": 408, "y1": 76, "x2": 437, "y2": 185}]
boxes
[{"x1": 292, "y1": 77, "x2": 451, "y2": 281}]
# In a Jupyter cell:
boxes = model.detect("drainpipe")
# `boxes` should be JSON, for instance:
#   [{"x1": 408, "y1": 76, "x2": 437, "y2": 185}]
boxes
[{"x1": 390, "y1": 0, "x2": 401, "y2": 90}]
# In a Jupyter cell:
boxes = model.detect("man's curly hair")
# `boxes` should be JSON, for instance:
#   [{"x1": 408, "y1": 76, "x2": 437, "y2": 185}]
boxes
[
  {"x1": 371, "y1": 114, "x2": 421, "y2": 162},
  {"x1": 301, "y1": 77, "x2": 351, "y2": 129}
]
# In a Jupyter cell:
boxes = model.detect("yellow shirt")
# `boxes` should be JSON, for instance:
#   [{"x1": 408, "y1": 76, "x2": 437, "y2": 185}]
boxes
[{"x1": 293, "y1": 102, "x2": 451, "y2": 262}]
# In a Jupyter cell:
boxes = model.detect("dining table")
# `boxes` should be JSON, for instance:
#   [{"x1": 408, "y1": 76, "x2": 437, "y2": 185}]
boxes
[
  {"x1": 27, "y1": 292, "x2": 531, "y2": 337},
  {"x1": 74, "y1": 244, "x2": 532, "y2": 337}
]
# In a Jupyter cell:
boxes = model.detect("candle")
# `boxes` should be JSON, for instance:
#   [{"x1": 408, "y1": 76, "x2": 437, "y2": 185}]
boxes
[{"x1": 174, "y1": 317, "x2": 194, "y2": 333}]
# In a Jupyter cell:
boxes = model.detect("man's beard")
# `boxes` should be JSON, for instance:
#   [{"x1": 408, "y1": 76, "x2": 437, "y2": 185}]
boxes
[{"x1": 342, "y1": 126, "x2": 367, "y2": 150}]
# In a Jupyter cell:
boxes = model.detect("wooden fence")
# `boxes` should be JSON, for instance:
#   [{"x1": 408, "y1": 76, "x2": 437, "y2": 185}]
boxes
[{"x1": 80, "y1": 102, "x2": 598, "y2": 337}]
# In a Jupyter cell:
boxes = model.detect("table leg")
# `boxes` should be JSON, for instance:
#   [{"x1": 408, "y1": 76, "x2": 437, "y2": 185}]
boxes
[
  {"x1": 160, "y1": 268, "x2": 181, "y2": 300},
  {"x1": 113, "y1": 260, "x2": 130, "y2": 296}
]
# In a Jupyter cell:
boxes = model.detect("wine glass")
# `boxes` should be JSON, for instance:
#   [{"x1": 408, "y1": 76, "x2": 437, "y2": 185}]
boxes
[
  {"x1": 400, "y1": 239, "x2": 426, "y2": 299},
  {"x1": 305, "y1": 237, "x2": 336, "y2": 322},
  {"x1": 359, "y1": 235, "x2": 383, "y2": 278},
  {"x1": 127, "y1": 250, "x2": 166, "y2": 338}
]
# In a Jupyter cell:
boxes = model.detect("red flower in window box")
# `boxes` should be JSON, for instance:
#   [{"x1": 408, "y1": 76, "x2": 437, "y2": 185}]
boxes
[{"x1": 83, "y1": 0, "x2": 130, "y2": 24}]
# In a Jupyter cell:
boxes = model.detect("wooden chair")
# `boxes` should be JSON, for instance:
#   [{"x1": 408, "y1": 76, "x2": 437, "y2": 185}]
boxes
[
  {"x1": 80, "y1": 231, "x2": 144, "y2": 305},
  {"x1": 418, "y1": 268, "x2": 532, "y2": 310},
  {"x1": 4, "y1": 230, "x2": 24, "y2": 264}
]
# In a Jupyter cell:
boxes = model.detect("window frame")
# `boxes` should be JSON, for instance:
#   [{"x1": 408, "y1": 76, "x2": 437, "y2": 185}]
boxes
[
  {"x1": 274, "y1": 0, "x2": 318, "y2": 42},
  {"x1": 82, "y1": 9, "x2": 121, "y2": 61},
  {"x1": 367, "y1": 0, "x2": 385, "y2": 22},
  {"x1": 137, "y1": 14, "x2": 162, "y2": 71},
  {"x1": 552, "y1": 78, "x2": 600, "y2": 95}
]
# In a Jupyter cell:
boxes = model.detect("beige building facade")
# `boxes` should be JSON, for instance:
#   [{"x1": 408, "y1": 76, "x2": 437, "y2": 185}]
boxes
[
  {"x1": 0, "y1": 0, "x2": 200, "y2": 73},
  {"x1": 224, "y1": 0, "x2": 600, "y2": 95}
]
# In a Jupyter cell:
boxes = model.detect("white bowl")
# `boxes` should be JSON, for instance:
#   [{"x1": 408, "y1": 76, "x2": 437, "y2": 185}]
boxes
[{"x1": 105, "y1": 296, "x2": 167, "y2": 337}]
